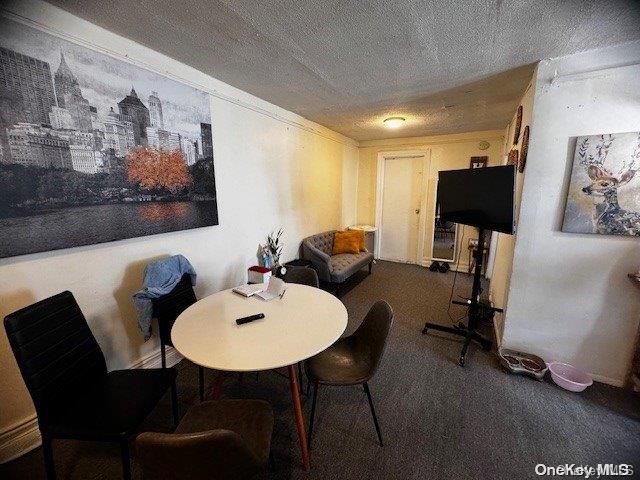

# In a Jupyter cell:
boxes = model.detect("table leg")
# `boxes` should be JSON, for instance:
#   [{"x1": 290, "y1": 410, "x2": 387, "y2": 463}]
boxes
[
  {"x1": 208, "y1": 370, "x2": 225, "y2": 400},
  {"x1": 288, "y1": 364, "x2": 310, "y2": 471}
]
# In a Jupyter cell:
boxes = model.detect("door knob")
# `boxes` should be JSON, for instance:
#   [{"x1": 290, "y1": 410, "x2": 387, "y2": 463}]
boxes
[{"x1": 415, "y1": 208, "x2": 420, "y2": 214}]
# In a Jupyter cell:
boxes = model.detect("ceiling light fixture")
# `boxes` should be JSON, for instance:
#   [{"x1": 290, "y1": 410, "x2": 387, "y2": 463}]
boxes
[{"x1": 383, "y1": 116, "x2": 405, "y2": 129}]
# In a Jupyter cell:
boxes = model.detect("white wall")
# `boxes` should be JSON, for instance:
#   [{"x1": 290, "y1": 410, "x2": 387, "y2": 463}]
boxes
[
  {"x1": 489, "y1": 72, "x2": 536, "y2": 341},
  {"x1": 501, "y1": 41, "x2": 640, "y2": 386},
  {"x1": 0, "y1": 0, "x2": 358, "y2": 462}
]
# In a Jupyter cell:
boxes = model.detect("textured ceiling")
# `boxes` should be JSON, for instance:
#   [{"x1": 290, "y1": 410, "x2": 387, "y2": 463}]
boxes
[{"x1": 46, "y1": 0, "x2": 640, "y2": 141}]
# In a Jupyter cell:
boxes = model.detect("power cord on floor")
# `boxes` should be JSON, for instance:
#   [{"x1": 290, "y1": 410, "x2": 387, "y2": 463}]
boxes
[{"x1": 446, "y1": 253, "x2": 467, "y2": 327}]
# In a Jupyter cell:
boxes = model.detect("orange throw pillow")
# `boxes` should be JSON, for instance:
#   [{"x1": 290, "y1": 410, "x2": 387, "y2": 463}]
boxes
[
  {"x1": 351, "y1": 230, "x2": 366, "y2": 251},
  {"x1": 332, "y1": 231, "x2": 361, "y2": 255}
]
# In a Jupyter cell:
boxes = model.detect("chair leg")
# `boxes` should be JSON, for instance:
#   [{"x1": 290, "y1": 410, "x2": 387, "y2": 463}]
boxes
[
  {"x1": 363, "y1": 382, "x2": 383, "y2": 447},
  {"x1": 368, "y1": 262, "x2": 372, "y2": 274},
  {"x1": 198, "y1": 366, "x2": 205, "y2": 402},
  {"x1": 120, "y1": 439, "x2": 132, "y2": 480},
  {"x1": 308, "y1": 382, "x2": 318, "y2": 448},
  {"x1": 42, "y1": 433, "x2": 56, "y2": 480},
  {"x1": 210, "y1": 370, "x2": 225, "y2": 399},
  {"x1": 160, "y1": 341, "x2": 167, "y2": 369},
  {"x1": 170, "y1": 377, "x2": 179, "y2": 428}
]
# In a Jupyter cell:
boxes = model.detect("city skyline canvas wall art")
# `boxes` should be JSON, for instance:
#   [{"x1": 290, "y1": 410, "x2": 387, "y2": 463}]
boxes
[
  {"x1": 0, "y1": 18, "x2": 218, "y2": 258},
  {"x1": 562, "y1": 131, "x2": 640, "y2": 236}
]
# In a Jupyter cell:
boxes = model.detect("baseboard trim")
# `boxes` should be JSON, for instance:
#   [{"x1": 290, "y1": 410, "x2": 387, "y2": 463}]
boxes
[
  {"x1": 130, "y1": 345, "x2": 183, "y2": 369},
  {"x1": 492, "y1": 318, "x2": 502, "y2": 349},
  {"x1": 0, "y1": 344, "x2": 183, "y2": 464},
  {"x1": 590, "y1": 373, "x2": 624, "y2": 387},
  {"x1": 420, "y1": 258, "x2": 470, "y2": 273},
  {"x1": 452, "y1": 264, "x2": 470, "y2": 273}
]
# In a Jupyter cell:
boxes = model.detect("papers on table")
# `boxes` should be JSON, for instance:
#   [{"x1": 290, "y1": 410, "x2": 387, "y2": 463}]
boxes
[
  {"x1": 232, "y1": 284, "x2": 264, "y2": 297},
  {"x1": 254, "y1": 277, "x2": 286, "y2": 301},
  {"x1": 232, "y1": 277, "x2": 286, "y2": 301}
]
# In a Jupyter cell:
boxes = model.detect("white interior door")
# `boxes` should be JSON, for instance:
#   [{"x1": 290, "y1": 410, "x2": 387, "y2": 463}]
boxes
[{"x1": 379, "y1": 156, "x2": 424, "y2": 263}]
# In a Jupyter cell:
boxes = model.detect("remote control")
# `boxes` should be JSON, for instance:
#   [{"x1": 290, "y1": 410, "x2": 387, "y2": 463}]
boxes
[{"x1": 236, "y1": 313, "x2": 265, "y2": 325}]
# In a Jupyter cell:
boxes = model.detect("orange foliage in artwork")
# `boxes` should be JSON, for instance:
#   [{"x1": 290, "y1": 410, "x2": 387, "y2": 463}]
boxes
[{"x1": 127, "y1": 147, "x2": 192, "y2": 193}]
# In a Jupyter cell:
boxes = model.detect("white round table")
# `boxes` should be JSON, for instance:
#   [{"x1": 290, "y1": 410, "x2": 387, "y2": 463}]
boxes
[{"x1": 171, "y1": 283, "x2": 348, "y2": 470}]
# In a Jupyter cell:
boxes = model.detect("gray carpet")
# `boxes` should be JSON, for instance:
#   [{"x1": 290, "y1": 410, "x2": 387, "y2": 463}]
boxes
[{"x1": 2, "y1": 260, "x2": 639, "y2": 479}]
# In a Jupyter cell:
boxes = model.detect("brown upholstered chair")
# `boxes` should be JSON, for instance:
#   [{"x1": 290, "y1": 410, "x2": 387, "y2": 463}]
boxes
[
  {"x1": 136, "y1": 400, "x2": 273, "y2": 480},
  {"x1": 304, "y1": 300, "x2": 394, "y2": 447},
  {"x1": 283, "y1": 267, "x2": 319, "y2": 288}
]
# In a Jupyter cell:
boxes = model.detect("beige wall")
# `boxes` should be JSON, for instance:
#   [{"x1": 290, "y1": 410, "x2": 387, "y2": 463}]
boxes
[
  {"x1": 0, "y1": 0, "x2": 358, "y2": 462},
  {"x1": 341, "y1": 149, "x2": 359, "y2": 228},
  {"x1": 357, "y1": 131, "x2": 504, "y2": 270},
  {"x1": 489, "y1": 72, "x2": 537, "y2": 341}
]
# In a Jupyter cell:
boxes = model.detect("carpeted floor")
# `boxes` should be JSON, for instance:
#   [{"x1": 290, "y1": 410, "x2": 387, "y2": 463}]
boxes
[{"x1": 2, "y1": 260, "x2": 639, "y2": 479}]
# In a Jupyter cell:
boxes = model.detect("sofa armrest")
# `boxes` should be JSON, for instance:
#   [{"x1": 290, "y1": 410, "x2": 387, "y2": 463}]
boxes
[{"x1": 302, "y1": 241, "x2": 331, "y2": 282}]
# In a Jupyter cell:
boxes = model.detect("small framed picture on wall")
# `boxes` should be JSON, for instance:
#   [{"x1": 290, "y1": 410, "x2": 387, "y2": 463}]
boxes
[
  {"x1": 513, "y1": 106, "x2": 523, "y2": 144},
  {"x1": 470, "y1": 156, "x2": 488, "y2": 169}
]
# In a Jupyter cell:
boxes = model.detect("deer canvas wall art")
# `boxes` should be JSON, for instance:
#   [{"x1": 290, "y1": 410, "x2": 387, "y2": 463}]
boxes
[{"x1": 562, "y1": 132, "x2": 640, "y2": 236}]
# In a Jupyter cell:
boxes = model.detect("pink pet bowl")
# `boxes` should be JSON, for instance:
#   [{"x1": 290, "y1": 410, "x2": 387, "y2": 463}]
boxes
[{"x1": 548, "y1": 362, "x2": 593, "y2": 392}]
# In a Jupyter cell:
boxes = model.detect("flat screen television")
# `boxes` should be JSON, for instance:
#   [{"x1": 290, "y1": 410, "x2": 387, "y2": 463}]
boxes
[{"x1": 437, "y1": 165, "x2": 516, "y2": 234}]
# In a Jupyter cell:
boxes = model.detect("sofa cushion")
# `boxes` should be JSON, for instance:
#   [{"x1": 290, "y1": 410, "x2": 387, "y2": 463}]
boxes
[
  {"x1": 329, "y1": 251, "x2": 374, "y2": 283},
  {"x1": 306, "y1": 231, "x2": 335, "y2": 256}
]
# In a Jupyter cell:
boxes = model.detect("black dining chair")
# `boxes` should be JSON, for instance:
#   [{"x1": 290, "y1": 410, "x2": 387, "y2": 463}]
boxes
[
  {"x1": 304, "y1": 300, "x2": 394, "y2": 447},
  {"x1": 136, "y1": 399, "x2": 274, "y2": 480},
  {"x1": 3, "y1": 291, "x2": 178, "y2": 480},
  {"x1": 152, "y1": 274, "x2": 205, "y2": 401}
]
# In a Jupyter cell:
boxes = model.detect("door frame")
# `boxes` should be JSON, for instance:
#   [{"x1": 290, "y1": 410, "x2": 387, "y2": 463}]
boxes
[{"x1": 374, "y1": 149, "x2": 430, "y2": 262}]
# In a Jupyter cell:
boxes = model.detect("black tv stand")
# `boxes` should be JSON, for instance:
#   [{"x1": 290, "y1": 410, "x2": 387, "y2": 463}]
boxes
[
  {"x1": 422, "y1": 227, "x2": 503, "y2": 366},
  {"x1": 421, "y1": 322, "x2": 492, "y2": 366}
]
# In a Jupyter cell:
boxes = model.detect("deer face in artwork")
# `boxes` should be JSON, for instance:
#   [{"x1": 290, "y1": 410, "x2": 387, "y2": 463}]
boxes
[
  {"x1": 581, "y1": 164, "x2": 640, "y2": 236},
  {"x1": 581, "y1": 165, "x2": 635, "y2": 199}
]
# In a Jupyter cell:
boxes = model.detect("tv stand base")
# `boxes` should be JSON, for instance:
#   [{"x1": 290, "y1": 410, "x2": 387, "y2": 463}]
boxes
[{"x1": 422, "y1": 322, "x2": 492, "y2": 367}]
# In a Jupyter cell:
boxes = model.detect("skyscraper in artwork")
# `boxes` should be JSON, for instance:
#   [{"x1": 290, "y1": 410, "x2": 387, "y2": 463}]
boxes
[
  {"x1": 148, "y1": 91, "x2": 164, "y2": 129},
  {"x1": 0, "y1": 47, "x2": 56, "y2": 125},
  {"x1": 53, "y1": 52, "x2": 92, "y2": 131},
  {"x1": 200, "y1": 123, "x2": 213, "y2": 159},
  {"x1": 118, "y1": 87, "x2": 150, "y2": 146},
  {"x1": 0, "y1": 47, "x2": 57, "y2": 162}
]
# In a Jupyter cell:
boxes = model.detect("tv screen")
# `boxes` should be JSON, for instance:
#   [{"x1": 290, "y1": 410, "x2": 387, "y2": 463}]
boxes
[{"x1": 437, "y1": 166, "x2": 516, "y2": 234}]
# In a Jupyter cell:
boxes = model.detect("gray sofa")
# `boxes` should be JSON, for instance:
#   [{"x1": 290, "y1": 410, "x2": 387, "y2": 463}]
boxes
[{"x1": 302, "y1": 231, "x2": 374, "y2": 284}]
